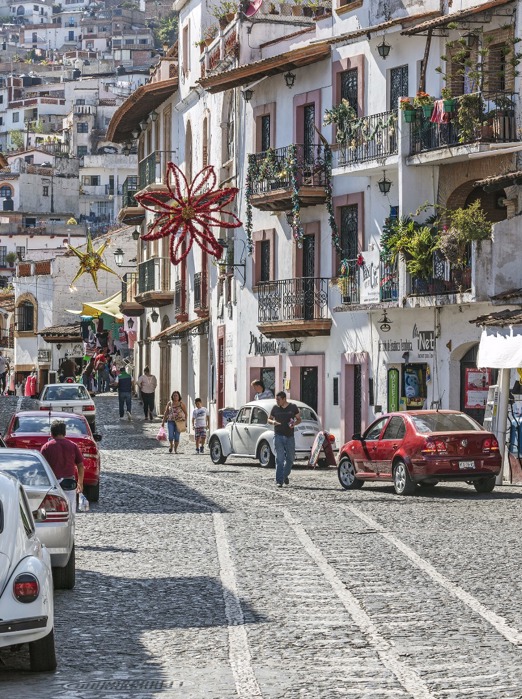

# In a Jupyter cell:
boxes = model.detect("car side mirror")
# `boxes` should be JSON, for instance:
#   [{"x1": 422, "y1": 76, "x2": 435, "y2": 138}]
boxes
[
  {"x1": 352, "y1": 433, "x2": 363, "y2": 441},
  {"x1": 33, "y1": 507, "x2": 47, "y2": 522},
  {"x1": 93, "y1": 433, "x2": 102, "y2": 442}
]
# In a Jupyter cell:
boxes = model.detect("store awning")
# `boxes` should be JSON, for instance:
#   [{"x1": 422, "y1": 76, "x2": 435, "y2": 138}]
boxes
[
  {"x1": 106, "y1": 78, "x2": 179, "y2": 143},
  {"x1": 401, "y1": 0, "x2": 514, "y2": 35},
  {"x1": 37, "y1": 322, "x2": 82, "y2": 342},
  {"x1": 199, "y1": 42, "x2": 331, "y2": 94},
  {"x1": 471, "y1": 309, "x2": 522, "y2": 368},
  {"x1": 66, "y1": 292, "x2": 123, "y2": 320},
  {"x1": 150, "y1": 317, "x2": 208, "y2": 341}
]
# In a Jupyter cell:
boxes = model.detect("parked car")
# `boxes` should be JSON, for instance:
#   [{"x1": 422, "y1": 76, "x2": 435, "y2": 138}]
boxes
[
  {"x1": 209, "y1": 399, "x2": 335, "y2": 467},
  {"x1": 3, "y1": 411, "x2": 102, "y2": 502},
  {"x1": 38, "y1": 383, "x2": 96, "y2": 430},
  {"x1": 338, "y1": 410, "x2": 502, "y2": 496},
  {"x1": 0, "y1": 472, "x2": 56, "y2": 672},
  {"x1": 0, "y1": 449, "x2": 75, "y2": 589}
]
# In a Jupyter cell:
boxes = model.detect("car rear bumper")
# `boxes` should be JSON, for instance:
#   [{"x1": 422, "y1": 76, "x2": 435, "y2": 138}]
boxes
[
  {"x1": 412, "y1": 456, "x2": 501, "y2": 479},
  {"x1": 0, "y1": 615, "x2": 48, "y2": 634}
]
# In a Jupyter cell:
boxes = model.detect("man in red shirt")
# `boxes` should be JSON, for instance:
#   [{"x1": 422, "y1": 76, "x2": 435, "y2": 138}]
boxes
[{"x1": 41, "y1": 420, "x2": 84, "y2": 513}]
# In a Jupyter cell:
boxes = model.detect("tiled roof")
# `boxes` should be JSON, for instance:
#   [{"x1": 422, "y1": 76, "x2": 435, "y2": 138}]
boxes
[
  {"x1": 474, "y1": 171, "x2": 522, "y2": 190},
  {"x1": 401, "y1": 0, "x2": 514, "y2": 35},
  {"x1": 37, "y1": 322, "x2": 82, "y2": 338},
  {"x1": 470, "y1": 308, "x2": 522, "y2": 327}
]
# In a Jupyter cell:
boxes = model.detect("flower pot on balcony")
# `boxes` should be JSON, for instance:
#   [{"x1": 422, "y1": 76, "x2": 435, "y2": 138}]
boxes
[
  {"x1": 443, "y1": 99, "x2": 456, "y2": 113},
  {"x1": 403, "y1": 110, "x2": 417, "y2": 123},
  {"x1": 421, "y1": 105, "x2": 434, "y2": 118},
  {"x1": 291, "y1": 5, "x2": 303, "y2": 15}
]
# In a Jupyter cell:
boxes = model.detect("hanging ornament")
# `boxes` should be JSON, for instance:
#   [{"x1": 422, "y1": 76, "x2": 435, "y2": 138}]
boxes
[
  {"x1": 68, "y1": 234, "x2": 119, "y2": 292},
  {"x1": 134, "y1": 163, "x2": 242, "y2": 265}
]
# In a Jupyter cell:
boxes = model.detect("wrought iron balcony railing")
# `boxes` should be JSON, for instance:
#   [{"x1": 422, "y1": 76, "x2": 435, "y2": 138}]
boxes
[
  {"x1": 121, "y1": 176, "x2": 139, "y2": 207},
  {"x1": 337, "y1": 259, "x2": 360, "y2": 305},
  {"x1": 249, "y1": 144, "x2": 328, "y2": 195},
  {"x1": 409, "y1": 92, "x2": 518, "y2": 155},
  {"x1": 194, "y1": 272, "x2": 203, "y2": 310},
  {"x1": 337, "y1": 110, "x2": 398, "y2": 166},
  {"x1": 257, "y1": 277, "x2": 329, "y2": 323},
  {"x1": 408, "y1": 250, "x2": 472, "y2": 296},
  {"x1": 380, "y1": 256, "x2": 399, "y2": 302},
  {"x1": 121, "y1": 272, "x2": 138, "y2": 303},
  {"x1": 137, "y1": 257, "x2": 171, "y2": 294},
  {"x1": 138, "y1": 151, "x2": 177, "y2": 190}
]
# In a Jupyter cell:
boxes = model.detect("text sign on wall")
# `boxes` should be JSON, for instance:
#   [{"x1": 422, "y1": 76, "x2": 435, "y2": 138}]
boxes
[
  {"x1": 388, "y1": 368, "x2": 400, "y2": 413},
  {"x1": 359, "y1": 249, "x2": 380, "y2": 305}
]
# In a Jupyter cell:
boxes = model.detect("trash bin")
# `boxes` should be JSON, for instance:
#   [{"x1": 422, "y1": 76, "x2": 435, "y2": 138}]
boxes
[{"x1": 219, "y1": 407, "x2": 238, "y2": 428}]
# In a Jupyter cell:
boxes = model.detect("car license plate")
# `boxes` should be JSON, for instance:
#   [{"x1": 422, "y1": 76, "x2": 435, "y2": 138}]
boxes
[{"x1": 459, "y1": 460, "x2": 475, "y2": 469}]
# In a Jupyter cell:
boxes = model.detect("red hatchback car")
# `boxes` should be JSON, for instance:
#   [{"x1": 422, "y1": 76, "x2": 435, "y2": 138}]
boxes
[
  {"x1": 338, "y1": 410, "x2": 502, "y2": 495},
  {"x1": 3, "y1": 411, "x2": 102, "y2": 502}
]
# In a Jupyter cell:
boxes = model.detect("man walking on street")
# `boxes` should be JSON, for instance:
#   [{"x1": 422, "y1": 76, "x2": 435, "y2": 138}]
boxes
[
  {"x1": 251, "y1": 379, "x2": 274, "y2": 400},
  {"x1": 268, "y1": 391, "x2": 301, "y2": 487},
  {"x1": 0, "y1": 352, "x2": 9, "y2": 394},
  {"x1": 192, "y1": 398, "x2": 209, "y2": 453},
  {"x1": 117, "y1": 365, "x2": 133, "y2": 420},
  {"x1": 137, "y1": 366, "x2": 157, "y2": 421},
  {"x1": 41, "y1": 420, "x2": 84, "y2": 514}
]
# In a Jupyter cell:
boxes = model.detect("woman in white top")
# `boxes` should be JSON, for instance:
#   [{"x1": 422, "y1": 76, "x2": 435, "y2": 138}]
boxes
[{"x1": 137, "y1": 366, "x2": 158, "y2": 421}]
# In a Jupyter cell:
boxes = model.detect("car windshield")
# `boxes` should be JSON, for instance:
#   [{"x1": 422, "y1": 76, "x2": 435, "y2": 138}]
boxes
[
  {"x1": 0, "y1": 453, "x2": 51, "y2": 487},
  {"x1": 42, "y1": 385, "x2": 89, "y2": 401},
  {"x1": 12, "y1": 415, "x2": 89, "y2": 436},
  {"x1": 299, "y1": 407, "x2": 318, "y2": 422},
  {"x1": 411, "y1": 413, "x2": 483, "y2": 434}
]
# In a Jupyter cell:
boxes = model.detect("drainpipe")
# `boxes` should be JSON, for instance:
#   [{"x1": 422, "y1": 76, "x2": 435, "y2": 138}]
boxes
[{"x1": 419, "y1": 29, "x2": 433, "y2": 93}]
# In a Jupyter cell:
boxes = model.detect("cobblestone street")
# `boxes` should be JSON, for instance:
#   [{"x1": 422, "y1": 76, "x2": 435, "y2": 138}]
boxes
[{"x1": 1, "y1": 395, "x2": 522, "y2": 698}]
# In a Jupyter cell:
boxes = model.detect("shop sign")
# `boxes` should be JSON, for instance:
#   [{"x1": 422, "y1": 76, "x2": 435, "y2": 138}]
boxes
[
  {"x1": 359, "y1": 249, "x2": 380, "y2": 305},
  {"x1": 248, "y1": 332, "x2": 284, "y2": 356},
  {"x1": 464, "y1": 368, "x2": 491, "y2": 409},
  {"x1": 387, "y1": 368, "x2": 400, "y2": 413},
  {"x1": 37, "y1": 349, "x2": 50, "y2": 362},
  {"x1": 378, "y1": 324, "x2": 436, "y2": 357}
]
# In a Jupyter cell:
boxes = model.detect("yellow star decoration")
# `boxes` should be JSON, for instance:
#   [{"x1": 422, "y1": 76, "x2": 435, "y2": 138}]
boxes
[{"x1": 68, "y1": 234, "x2": 119, "y2": 292}]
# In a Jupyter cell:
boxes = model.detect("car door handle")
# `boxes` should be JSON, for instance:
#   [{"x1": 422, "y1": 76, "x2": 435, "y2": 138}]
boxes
[{"x1": 392, "y1": 445, "x2": 398, "y2": 450}]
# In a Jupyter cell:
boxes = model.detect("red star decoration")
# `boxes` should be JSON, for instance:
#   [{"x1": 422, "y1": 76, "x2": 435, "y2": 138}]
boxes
[{"x1": 135, "y1": 163, "x2": 242, "y2": 265}]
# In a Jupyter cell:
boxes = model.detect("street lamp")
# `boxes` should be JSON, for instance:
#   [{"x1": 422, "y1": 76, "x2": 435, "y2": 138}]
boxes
[
  {"x1": 284, "y1": 71, "x2": 296, "y2": 89},
  {"x1": 150, "y1": 308, "x2": 159, "y2": 323},
  {"x1": 377, "y1": 38, "x2": 391, "y2": 59},
  {"x1": 127, "y1": 318, "x2": 134, "y2": 329},
  {"x1": 113, "y1": 247, "x2": 124, "y2": 266},
  {"x1": 242, "y1": 88, "x2": 254, "y2": 102},
  {"x1": 378, "y1": 171, "x2": 392, "y2": 194},
  {"x1": 289, "y1": 338, "x2": 302, "y2": 354},
  {"x1": 132, "y1": 227, "x2": 140, "y2": 241}
]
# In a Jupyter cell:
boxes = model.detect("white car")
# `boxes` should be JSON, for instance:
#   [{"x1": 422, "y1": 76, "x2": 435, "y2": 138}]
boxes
[
  {"x1": 0, "y1": 450, "x2": 75, "y2": 590},
  {"x1": 209, "y1": 399, "x2": 334, "y2": 467},
  {"x1": 0, "y1": 472, "x2": 56, "y2": 672},
  {"x1": 38, "y1": 383, "x2": 96, "y2": 429}
]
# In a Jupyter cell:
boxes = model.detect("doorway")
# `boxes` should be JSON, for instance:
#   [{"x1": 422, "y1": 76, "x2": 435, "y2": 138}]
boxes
[
  {"x1": 460, "y1": 344, "x2": 497, "y2": 423},
  {"x1": 302, "y1": 234, "x2": 316, "y2": 321},
  {"x1": 300, "y1": 366, "x2": 318, "y2": 412}
]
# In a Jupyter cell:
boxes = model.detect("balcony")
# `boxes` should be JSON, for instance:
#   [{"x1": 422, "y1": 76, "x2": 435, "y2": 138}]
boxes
[
  {"x1": 257, "y1": 277, "x2": 332, "y2": 338},
  {"x1": 135, "y1": 257, "x2": 173, "y2": 307},
  {"x1": 119, "y1": 176, "x2": 143, "y2": 224},
  {"x1": 408, "y1": 250, "x2": 472, "y2": 299},
  {"x1": 193, "y1": 271, "x2": 208, "y2": 315},
  {"x1": 138, "y1": 150, "x2": 177, "y2": 193},
  {"x1": 408, "y1": 92, "x2": 519, "y2": 166},
  {"x1": 335, "y1": 110, "x2": 398, "y2": 174},
  {"x1": 248, "y1": 144, "x2": 328, "y2": 212},
  {"x1": 174, "y1": 280, "x2": 188, "y2": 321},
  {"x1": 120, "y1": 272, "x2": 144, "y2": 316},
  {"x1": 380, "y1": 257, "x2": 399, "y2": 303}
]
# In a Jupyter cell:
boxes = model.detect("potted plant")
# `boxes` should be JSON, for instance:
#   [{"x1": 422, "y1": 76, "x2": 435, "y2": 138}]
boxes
[
  {"x1": 323, "y1": 98, "x2": 357, "y2": 147},
  {"x1": 413, "y1": 91, "x2": 435, "y2": 118},
  {"x1": 5, "y1": 252, "x2": 17, "y2": 268},
  {"x1": 455, "y1": 92, "x2": 482, "y2": 143},
  {"x1": 399, "y1": 97, "x2": 417, "y2": 123},
  {"x1": 291, "y1": 0, "x2": 303, "y2": 16},
  {"x1": 203, "y1": 24, "x2": 218, "y2": 46},
  {"x1": 211, "y1": 0, "x2": 236, "y2": 28},
  {"x1": 441, "y1": 87, "x2": 456, "y2": 113},
  {"x1": 194, "y1": 38, "x2": 206, "y2": 54}
]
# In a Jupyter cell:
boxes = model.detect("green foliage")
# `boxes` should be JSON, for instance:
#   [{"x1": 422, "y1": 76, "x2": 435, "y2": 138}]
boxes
[
  {"x1": 210, "y1": 0, "x2": 236, "y2": 19},
  {"x1": 9, "y1": 130, "x2": 24, "y2": 149},
  {"x1": 156, "y1": 12, "x2": 178, "y2": 47},
  {"x1": 381, "y1": 216, "x2": 438, "y2": 281},
  {"x1": 323, "y1": 99, "x2": 397, "y2": 147}
]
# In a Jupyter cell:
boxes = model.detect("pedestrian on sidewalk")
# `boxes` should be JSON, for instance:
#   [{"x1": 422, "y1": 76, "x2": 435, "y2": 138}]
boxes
[
  {"x1": 268, "y1": 391, "x2": 301, "y2": 487},
  {"x1": 116, "y1": 365, "x2": 133, "y2": 420},
  {"x1": 41, "y1": 420, "x2": 84, "y2": 514},
  {"x1": 95, "y1": 350, "x2": 109, "y2": 393},
  {"x1": 251, "y1": 379, "x2": 273, "y2": 400},
  {"x1": 162, "y1": 391, "x2": 187, "y2": 454},
  {"x1": 192, "y1": 398, "x2": 209, "y2": 453},
  {"x1": 137, "y1": 366, "x2": 157, "y2": 421},
  {"x1": 0, "y1": 352, "x2": 9, "y2": 394}
]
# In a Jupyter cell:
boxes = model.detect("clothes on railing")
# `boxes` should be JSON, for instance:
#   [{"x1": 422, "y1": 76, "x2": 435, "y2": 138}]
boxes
[{"x1": 430, "y1": 100, "x2": 451, "y2": 125}]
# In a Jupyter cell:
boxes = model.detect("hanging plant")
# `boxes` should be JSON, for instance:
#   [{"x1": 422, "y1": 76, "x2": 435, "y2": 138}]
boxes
[{"x1": 287, "y1": 143, "x2": 304, "y2": 247}]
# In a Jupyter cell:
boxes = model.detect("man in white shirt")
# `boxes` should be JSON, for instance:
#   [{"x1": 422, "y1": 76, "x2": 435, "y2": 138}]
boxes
[
  {"x1": 192, "y1": 398, "x2": 209, "y2": 454},
  {"x1": 137, "y1": 366, "x2": 157, "y2": 421}
]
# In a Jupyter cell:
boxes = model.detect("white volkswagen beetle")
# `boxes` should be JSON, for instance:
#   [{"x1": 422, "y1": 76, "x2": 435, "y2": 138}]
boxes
[
  {"x1": 209, "y1": 399, "x2": 334, "y2": 467},
  {"x1": 0, "y1": 472, "x2": 56, "y2": 672}
]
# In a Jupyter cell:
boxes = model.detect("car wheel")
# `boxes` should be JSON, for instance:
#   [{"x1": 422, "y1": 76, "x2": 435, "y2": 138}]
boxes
[
  {"x1": 338, "y1": 456, "x2": 364, "y2": 490},
  {"x1": 52, "y1": 544, "x2": 75, "y2": 590},
  {"x1": 474, "y1": 476, "x2": 496, "y2": 494},
  {"x1": 29, "y1": 628, "x2": 57, "y2": 672},
  {"x1": 83, "y1": 482, "x2": 99, "y2": 502},
  {"x1": 393, "y1": 460, "x2": 416, "y2": 496},
  {"x1": 258, "y1": 440, "x2": 275, "y2": 468},
  {"x1": 209, "y1": 437, "x2": 227, "y2": 465}
]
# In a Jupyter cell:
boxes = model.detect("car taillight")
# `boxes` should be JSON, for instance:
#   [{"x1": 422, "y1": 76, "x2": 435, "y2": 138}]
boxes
[
  {"x1": 39, "y1": 406, "x2": 50, "y2": 411},
  {"x1": 82, "y1": 405, "x2": 95, "y2": 412},
  {"x1": 422, "y1": 438, "x2": 447, "y2": 455},
  {"x1": 13, "y1": 573, "x2": 39, "y2": 603},
  {"x1": 39, "y1": 493, "x2": 69, "y2": 522},
  {"x1": 82, "y1": 443, "x2": 98, "y2": 456},
  {"x1": 483, "y1": 437, "x2": 499, "y2": 453}
]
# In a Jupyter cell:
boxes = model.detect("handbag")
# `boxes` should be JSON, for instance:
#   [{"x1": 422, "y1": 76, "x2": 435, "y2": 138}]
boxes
[
  {"x1": 156, "y1": 426, "x2": 167, "y2": 441},
  {"x1": 175, "y1": 419, "x2": 187, "y2": 433}
]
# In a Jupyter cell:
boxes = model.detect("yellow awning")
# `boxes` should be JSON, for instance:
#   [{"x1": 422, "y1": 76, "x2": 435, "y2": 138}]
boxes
[{"x1": 67, "y1": 291, "x2": 123, "y2": 320}]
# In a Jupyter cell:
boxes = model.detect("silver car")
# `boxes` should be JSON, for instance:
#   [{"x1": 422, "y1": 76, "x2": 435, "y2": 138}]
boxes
[
  {"x1": 209, "y1": 399, "x2": 332, "y2": 467},
  {"x1": 0, "y1": 449, "x2": 75, "y2": 590},
  {"x1": 38, "y1": 383, "x2": 96, "y2": 429}
]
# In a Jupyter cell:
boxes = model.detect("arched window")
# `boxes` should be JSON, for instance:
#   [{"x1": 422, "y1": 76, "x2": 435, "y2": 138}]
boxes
[
  {"x1": 0, "y1": 185, "x2": 12, "y2": 199},
  {"x1": 17, "y1": 300, "x2": 34, "y2": 332},
  {"x1": 16, "y1": 5, "x2": 25, "y2": 15}
]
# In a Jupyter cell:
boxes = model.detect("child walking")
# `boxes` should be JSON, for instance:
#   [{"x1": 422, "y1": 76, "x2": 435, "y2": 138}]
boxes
[{"x1": 192, "y1": 398, "x2": 209, "y2": 454}]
